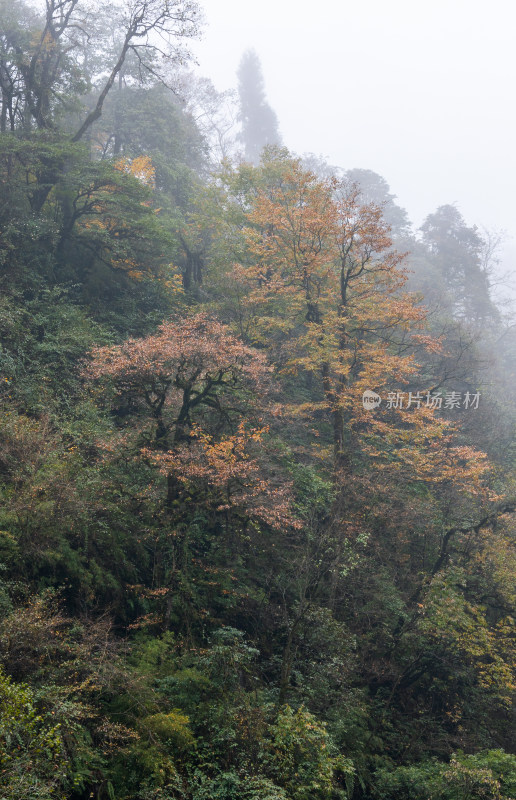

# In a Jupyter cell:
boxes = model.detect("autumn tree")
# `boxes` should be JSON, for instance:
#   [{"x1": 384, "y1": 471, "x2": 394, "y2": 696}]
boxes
[
  {"x1": 86, "y1": 312, "x2": 294, "y2": 524},
  {"x1": 85, "y1": 312, "x2": 299, "y2": 627},
  {"x1": 228, "y1": 156, "x2": 487, "y2": 486},
  {"x1": 214, "y1": 153, "x2": 512, "y2": 711}
]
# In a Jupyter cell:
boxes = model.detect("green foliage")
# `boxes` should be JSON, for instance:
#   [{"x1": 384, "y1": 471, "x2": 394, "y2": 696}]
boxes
[
  {"x1": 374, "y1": 750, "x2": 516, "y2": 800},
  {"x1": 199, "y1": 629, "x2": 259, "y2": 694},
  {"x1": 140, "y1": 711, "x2": 195, "y2": 752},
  {"x1": 419, "y1": 569, "x2": 516, "y2": 708},
  {"x1": 264, "y1": 705, "x2": 354, "y2": 800},
  {"x1": 191, "y1": 771, "x2": 288, "y2": 800},
  {"x1": 0, "y1": 17, "x2": 515, "y2": 800},
  {"x1": 157, "y1": 667, "x2": 213, "y2": 712},
  {"x1": 0, "y1": 667, "x2": 68, "y2": 799}
]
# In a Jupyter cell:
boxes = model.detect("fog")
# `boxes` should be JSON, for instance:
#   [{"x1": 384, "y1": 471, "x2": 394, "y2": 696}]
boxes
[{"x1": 193, "y1": 0, "x2": 516, "y2": 289}]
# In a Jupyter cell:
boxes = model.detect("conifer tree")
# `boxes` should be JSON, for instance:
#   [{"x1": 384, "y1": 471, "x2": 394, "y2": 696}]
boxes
[{"x1": 237, "y1": 49, "x2": 282, "y2": 164}]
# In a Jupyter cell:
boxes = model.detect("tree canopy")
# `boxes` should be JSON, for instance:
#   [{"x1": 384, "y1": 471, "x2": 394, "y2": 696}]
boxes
[{"x1": 0, "y1": 9, "x2": 515, "y2": 800}]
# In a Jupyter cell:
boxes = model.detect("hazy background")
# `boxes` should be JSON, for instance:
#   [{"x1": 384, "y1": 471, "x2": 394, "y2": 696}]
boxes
[{"x1": 192, "y1": 0, "x2": 516, "y2": 289}]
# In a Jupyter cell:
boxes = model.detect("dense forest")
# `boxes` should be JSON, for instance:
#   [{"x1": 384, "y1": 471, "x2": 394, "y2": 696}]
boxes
[{"x1": 0, "y1": 1, "x2": 515, "y2": 798}]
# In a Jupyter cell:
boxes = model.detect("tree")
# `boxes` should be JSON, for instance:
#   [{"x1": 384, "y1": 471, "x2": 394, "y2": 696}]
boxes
[
  {"x1": 421, "y1": 205, "x2": 499, "y2": 326},
  {"x1": 237, "y1": 49, "x2": 282, "y2": 164},
  {"x1": 345, "y1": 168, "x2": 411, "y2": 238},
  {"x1": 214, "y1": 153, "x2": 502, "y2": 716},
  {"x1": 85, "y1": 312, "x2": 299, "y2": 627},
  {"x1": 0, "y1": 666, "x2": 68, "y2": 798},
  {"x1": 2, "y1": 18, "x2": 516, "y2": 795},
  {"x1": 0, "y1": 0, "x2": 202, "y2": 139},
  {"x1": 178, "y1": 72, "x2": 240, "y2": 166},
  {"x1": 0, "y1": 0, "x2": 202, "y2": 227},
  {"x1": 86, "y1": 312, "x2": 295, "y2": 525},
  {"x1": 229, "y1": 155, "x2": 487, "y2": 486}
]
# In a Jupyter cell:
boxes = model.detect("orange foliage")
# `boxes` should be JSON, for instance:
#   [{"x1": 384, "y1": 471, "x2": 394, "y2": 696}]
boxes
[
  {"x1": 114, "y1": 155, "x2": 156, "y2": 188},
  {"x1": 230, "y1": 158, "x2": 491, "y2": 504},
  {"x1": 85, "y1": 313, "x2": 298, "y2": 530}
]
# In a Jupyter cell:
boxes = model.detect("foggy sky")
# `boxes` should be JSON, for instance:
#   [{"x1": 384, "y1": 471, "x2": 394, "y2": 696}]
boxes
[{"x1": 192, "y1": 0, "x2": 516, "y2": 286}]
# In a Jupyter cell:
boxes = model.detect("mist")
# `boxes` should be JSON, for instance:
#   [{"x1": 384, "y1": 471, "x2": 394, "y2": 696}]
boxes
[
  {"x1": 192, "y1": 0, "x2": 516, "y2": 290},
  {"x1": 1, "y1": 0, "x2": 516, "y2": 795}
]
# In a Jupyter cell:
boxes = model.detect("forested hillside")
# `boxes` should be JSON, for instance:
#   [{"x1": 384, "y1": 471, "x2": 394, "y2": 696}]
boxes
[{"x1": 0, "y1": 2, "x2": 515, "y2": 799}]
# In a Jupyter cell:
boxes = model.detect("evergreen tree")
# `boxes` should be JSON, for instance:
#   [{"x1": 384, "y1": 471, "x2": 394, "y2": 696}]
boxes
[
  {"x1": 237, "y1": 49, "x2": 282, "y2": 164},
  {"x1": 345, "y1": 168, "x2": 411, "y2": 238},
  {"x1": 420, "y1": 204, "x2": 499, "y2": 325}
]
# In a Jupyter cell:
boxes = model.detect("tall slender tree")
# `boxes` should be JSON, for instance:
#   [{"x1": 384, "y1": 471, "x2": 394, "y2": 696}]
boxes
[{"x1": 237, "y1": 49, "x2": 281, "y2": 164}]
